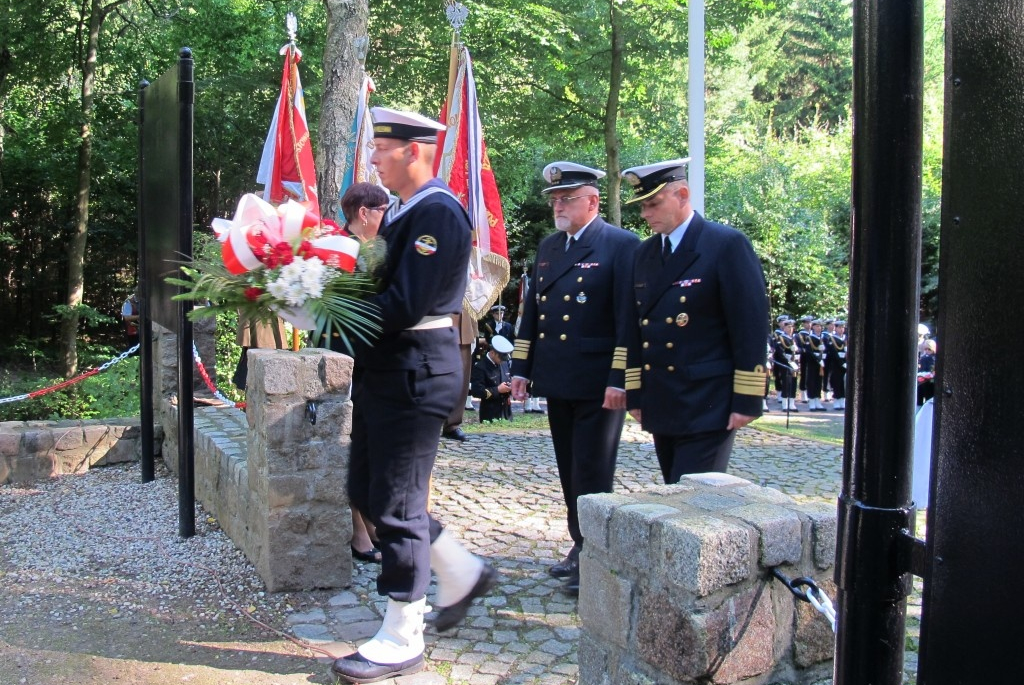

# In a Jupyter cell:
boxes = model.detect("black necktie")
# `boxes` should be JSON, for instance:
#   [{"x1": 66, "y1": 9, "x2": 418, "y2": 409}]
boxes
[
  {"x1": 566, "y1": 235, "x2": 575, "y2": 252},
  {"x1": 661, "y1": 237, "x2": 672, "y2": 263}
]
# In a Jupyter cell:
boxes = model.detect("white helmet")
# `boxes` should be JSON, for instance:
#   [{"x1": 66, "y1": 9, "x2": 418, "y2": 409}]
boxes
[{"x1": 918, "y1": 323, "x2": 930, "y2": 337}]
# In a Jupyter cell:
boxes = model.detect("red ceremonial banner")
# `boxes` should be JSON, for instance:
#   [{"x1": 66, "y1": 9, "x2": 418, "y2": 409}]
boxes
[
  {"x1": 436, "y1": 47, "x2": 510, "y2": 319},
  {"x1": 257, "y1": 44, "x2": 319, "y2": 217}
]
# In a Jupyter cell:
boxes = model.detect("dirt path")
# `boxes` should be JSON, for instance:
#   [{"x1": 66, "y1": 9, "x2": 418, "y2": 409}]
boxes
[{"x1": 0, "y1": 573, "x2": 337, "y2": 685}]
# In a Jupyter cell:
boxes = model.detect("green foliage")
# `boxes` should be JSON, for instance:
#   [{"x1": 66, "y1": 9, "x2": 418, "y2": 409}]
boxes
[
  {"x1": 0, "y1": 345, "x2": 140, "y2": 421},
  {"x1": 709, "y1": 122, "x2": 852, "y2": 318},
  {"x1": 214, "y1": 309, "x2": 244, "y2": 405},
  {"x1": 0, "y1": 0, "x2": 947, "y2": 375},
  {"x1": 747, "y1": 0, "x2": 853, "y2": 133}
]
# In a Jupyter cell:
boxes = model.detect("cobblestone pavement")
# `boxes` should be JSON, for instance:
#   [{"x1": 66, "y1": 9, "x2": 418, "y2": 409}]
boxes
[{"x1": 289, "y1": 415, "x2": 919, "y2": 685}]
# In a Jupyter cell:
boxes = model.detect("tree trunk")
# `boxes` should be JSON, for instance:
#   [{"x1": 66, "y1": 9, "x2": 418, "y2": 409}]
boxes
[
  {"x1": 318, "y1": 0, "x2": 370, "y2": 223},
  {"x1": 604, "y1": 0, "x2": 625, "y2": 227},
  {"x1": 58, "y1": 0, "x2": 129, "y2": 377},
  {"x1": 0, "y1": 0, "x2": 12, "y2": 221}
]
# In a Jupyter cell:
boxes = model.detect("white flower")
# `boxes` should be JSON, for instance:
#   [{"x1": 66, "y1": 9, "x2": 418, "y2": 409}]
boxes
[{"x1": 265, "y1": 256, "x2": 330, "y2": 307}]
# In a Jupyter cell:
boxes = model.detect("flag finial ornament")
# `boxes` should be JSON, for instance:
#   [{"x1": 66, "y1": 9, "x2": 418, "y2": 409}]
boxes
[
  {"x1": 286, "y1": 13, "x2": 297, "y2": 44},
  {"x1": 446, "y1": 1, "x2": 469, "y2": 32}
]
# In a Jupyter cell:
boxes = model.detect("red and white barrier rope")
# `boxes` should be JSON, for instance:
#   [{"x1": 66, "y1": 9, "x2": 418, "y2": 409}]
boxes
[
  {"x1": 191, "y1": 343, "x2": 245, "y2": 409},
  {"x1": 0, "y1": 344, "x2": 140, "y2": 405}
]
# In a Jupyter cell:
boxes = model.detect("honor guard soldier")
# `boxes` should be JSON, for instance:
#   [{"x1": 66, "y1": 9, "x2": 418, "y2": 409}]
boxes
[
  {"x1": 770, "y1": 314, "x2": 789, "y2": 404},
  {"x1": 796, "y1": 314, "x2": 815, "y2": 402},
  {"x1": 510, "y1": 161, "x2": 639, "y2": 596},
  {"x1": 773, "y1": 318, "x2": 800, "y2": 411},
  {"x1": 621, "y1": 159, "x2": 770, "y2": 482},
  {"x1": 470, "y1": 334, "x2": 514, "y2": 422},
  {"x1": 821, "y1": 318, "x2": 835, "y2": 400},
  {"x1": 806, "y1": 319, "x2": 828, "y2": 411},
  {"x1": 827, "y1": 319, "x2": 848, "y2": 409},
  {"x1": 478, "y1": 304, "x2": 514, "y2": 358},
  {"x1": 331, "y1": 107, "x2": 496, "y2": 684}
]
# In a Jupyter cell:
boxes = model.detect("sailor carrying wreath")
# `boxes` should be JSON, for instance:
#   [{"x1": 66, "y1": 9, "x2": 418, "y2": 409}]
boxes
[{"x1": 169, "y1": 193, "x2": 384, "y2": 352}]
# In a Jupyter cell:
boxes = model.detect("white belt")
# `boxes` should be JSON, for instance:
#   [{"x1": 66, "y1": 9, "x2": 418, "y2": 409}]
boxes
[{"x1": 407, "y1": 315, "x2": 454, "y2": 331}]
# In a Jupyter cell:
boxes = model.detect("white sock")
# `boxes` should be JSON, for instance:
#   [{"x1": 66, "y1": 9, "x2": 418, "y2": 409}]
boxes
[
  {"x1": 357, "y1": 597, "x2": 426, "y2": 664},
  {"x1": 430, "y1": 530, "x2": 485, "y2": 607}
]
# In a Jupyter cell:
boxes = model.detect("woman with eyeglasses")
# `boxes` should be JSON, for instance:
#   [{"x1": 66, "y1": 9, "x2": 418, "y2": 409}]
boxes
[
  {"x1": 339, "y1": 182, "x2": 391, "y2": 240},
  {"x1": 329, "y1": 182, "x2": 391, "y2": 564}
]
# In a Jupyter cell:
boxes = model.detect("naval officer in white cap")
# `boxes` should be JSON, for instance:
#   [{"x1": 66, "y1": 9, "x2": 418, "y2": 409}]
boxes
[
  {"x1": 331, "y1": 106, "x2": 496, "y2": 684},
  {"x1": 510, "y1": 161, "x2": 639, "y2": 596},
  {"x1": 621, "y1": 158, "x2": 769, "y2": 484}
]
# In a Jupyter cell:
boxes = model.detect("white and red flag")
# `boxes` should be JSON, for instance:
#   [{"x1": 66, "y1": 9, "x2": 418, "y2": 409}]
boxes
[
  {"x1": 435, "y1": 46, "x2": 510, "y2": 320},
  {"x1": 257, "y1": 38, "x2": 319, "y2": 216}
]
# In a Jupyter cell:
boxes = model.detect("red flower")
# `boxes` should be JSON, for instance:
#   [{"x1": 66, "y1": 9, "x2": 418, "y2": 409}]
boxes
[
  {"x1": 321, "y1": 218, "x2": 342, "y2": 235},
  {"x1": 297, "y1": 240, "x2": 315, "y2": 259},
  {"x1": 274, "y1": 242, "x2": 294, "y2": 266},
  {"x1": 244, "y1": 287, "x2": 263, "y2": 301}
]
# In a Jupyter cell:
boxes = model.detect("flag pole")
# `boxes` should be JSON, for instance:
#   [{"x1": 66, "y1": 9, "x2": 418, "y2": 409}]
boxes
[{"x1": 288, "y1": 12, "x2": 302, "y2": 352}]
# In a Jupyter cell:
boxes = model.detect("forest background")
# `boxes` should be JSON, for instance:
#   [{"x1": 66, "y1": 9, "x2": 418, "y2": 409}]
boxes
[{"x1": 0, "y1": 0, "x2": 944, "y2": 410}]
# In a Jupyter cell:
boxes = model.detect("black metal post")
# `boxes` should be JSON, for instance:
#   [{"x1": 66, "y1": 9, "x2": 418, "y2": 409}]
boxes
[
  {"x1": 915, "y1": 2, "x2": 1024, "y2": 681},
  {"x1": 835, "y1": 1, "x2": 923, "y2": 683},
  {"x1": 137, "y1": 78, "x2": 154, "y2": 484},
  {"x1": 176, "y1": 48, "x2": 195, "y2": 538}
]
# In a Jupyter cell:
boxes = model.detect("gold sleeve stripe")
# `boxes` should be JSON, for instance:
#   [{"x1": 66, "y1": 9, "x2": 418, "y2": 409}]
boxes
[
  {"x1": 512, "y1": 340, "x2": 531, "y2": 360},
  {"x1": 625, "y1": 368, "x2": 642, "y2": 390},
  {"x1": 612, "y1": 347, "x2": 628, "y2": 370},
  {"x1": 734, "y1": 369, "x2": 766, "y2": 397}
]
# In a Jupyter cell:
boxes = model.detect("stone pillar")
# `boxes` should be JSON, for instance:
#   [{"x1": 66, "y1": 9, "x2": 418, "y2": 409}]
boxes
[
  {"x1": 246, "y1": 347, "x2": 354, "y2": 592},
  {"x1": 151, "y1": 315, "x2": 217, "y2": 465},
  {"x1": 578, "y1": 473, "x2": 836, "y2": 685}
]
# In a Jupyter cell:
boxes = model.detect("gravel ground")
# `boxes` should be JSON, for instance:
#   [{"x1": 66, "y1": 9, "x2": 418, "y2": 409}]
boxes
[
  {"x1": 1, "y1": 411, "x2": 918, "y2": 685},
  {"x1": 0, "y1": 461, "x2": 336, "y2": 685}
]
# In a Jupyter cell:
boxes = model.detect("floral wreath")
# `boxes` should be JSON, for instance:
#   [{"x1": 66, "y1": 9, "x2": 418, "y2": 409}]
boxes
[{"x1": 169, "y1": 193, "x2": 384, "y2": 353}]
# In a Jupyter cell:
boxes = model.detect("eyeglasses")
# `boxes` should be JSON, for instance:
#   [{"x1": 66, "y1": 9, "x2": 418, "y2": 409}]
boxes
[
  {"x1": 366, "y1": 205, "x2": 389, "y2": 213},
  {"x1": 546, "y1": 195, "x2": 590, "y2": 208}
]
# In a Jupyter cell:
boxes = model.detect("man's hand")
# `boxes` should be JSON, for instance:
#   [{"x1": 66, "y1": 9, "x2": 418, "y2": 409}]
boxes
[
  {"x1": 511, "y1": 377, "x2": 528, "y2": 401},
  {"x1": 726, "y1": 412, "x2": 757, "y2": 431},
  {"x1": 497, "y1": 381, "x2": 512, "y2": 395},
  {"x1": 603, "y1": 387, "x2": 626, "y2": 411},
  {"x1": 628, "y1": 408, "x2": 642, "y2": 423}
]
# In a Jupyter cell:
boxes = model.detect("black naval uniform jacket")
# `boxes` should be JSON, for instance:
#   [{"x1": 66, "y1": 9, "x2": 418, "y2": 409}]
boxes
[
  {"x1": 625, "y1": 212, "x2": 769, "y2": 435},
  {"x1": 355, "y1": 179, "x2": 471, "y2": 389},
  {"x1": 470, "y1": 355, "x2": 513, "y2": 421},
  {"x1": 511, "y1": 218, "x2": 639, "y2": 399}
]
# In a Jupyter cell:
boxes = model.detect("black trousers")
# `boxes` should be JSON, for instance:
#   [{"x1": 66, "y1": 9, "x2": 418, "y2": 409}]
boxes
[
  {"x1": 653, "y1": 429, "x2": 736, "y2": 484},
  {"x1": 830, "y1": 367, "x2": 846, "y2": 399},
  {"x1": 807, "y1": 363, "x2": 824, "y2": 399},
  {"x1": 546, "y1": 398, "x2": 625, "y2": 546},
  {"x1": 443, "y1": 343, "x2": 473, "y2": 432},
  {"x1": 348, "y1": 365, "x2": 463, "y2": 602}
]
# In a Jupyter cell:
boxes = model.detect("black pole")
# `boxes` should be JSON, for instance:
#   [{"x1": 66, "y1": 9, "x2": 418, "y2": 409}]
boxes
[
  {"x1": 176, "y1": 48, "x2": 195, "y2": 538},
  {"x1": 137, "y1": 78, "x2": 154, "y2": 484},
  {"x1": 915, "y1": 1, "x2": 1024, "y2": 681},
  {"x1": 835, "y1": 0, "x2": 923, "y2": 683}
]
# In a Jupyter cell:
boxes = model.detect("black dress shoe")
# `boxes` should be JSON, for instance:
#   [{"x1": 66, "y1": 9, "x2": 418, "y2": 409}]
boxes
[
  {"x1": 563, "y1": 570, "x2": 580, "y2": 597},
  {"x1": 442, "y1": 428, "x2": 467, "y2": 441},
  {"x1": 351, "y1": 545, "x2": 382, "y2": 564},
  {"x1": 432, "y1": 563, "x2": 498, "y2": 632},
  {"x1": 549, "y1": 545, "x2": 580, "y2": 578},
  {"x1": 330, "y1": 652, "x2": 424, "y2": 683}
]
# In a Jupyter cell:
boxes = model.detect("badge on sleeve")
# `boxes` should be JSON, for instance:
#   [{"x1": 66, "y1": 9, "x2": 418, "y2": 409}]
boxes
[{"x1": 414, "y1": 235, "x2": 438, "y2": 256}]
